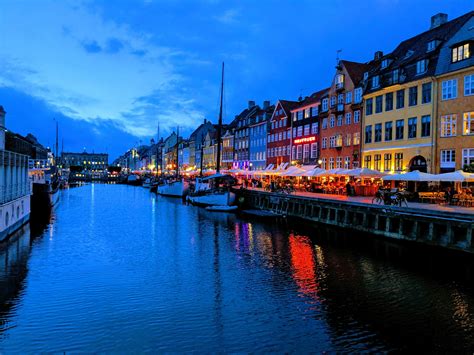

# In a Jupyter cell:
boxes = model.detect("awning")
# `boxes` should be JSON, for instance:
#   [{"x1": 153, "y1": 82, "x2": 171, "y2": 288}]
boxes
[
  {"x1": 382, "y1": 170, "x2": 439, "y2": 182},
  {"x1": 436, "y1": 170, "x2": 474, "y2": 182}
]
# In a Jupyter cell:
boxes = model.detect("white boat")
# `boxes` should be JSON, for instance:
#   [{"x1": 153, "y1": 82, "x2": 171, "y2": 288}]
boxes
[
  {"x1": 142, "y1": 178, "x2": 152, "y2": 188},
  {"x1": 157, "y1": 179, "x2": 189, "y2": 197},
  {"x1": 188, "y1": 189, "x2": 236, "y2": 207}
]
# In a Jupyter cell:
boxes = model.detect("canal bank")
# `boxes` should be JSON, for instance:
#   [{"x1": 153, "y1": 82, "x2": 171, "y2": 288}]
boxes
[
  {"x1": 236, "y1": 188, "x2": 474, "y2": 254},
  {"x1": 1, "y1": 184, "x2": 473, "y2": 352}
]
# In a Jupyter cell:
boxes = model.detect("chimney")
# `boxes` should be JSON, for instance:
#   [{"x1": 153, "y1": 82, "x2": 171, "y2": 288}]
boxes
[
  {"x1": 374, "y1": 51, "x2": 383, "y2": 60},
  {"x1": 431, "y1": 13, "x2": 448, "y2": 29},
  {"x1": 248, "y1": 100, "x2": 256, "y2": 109},
  {"x1": 0, "y1": 106, "x2": 6, "y2": 151},
  {"x1": 263, "y1": 100, "x2": 270, "y2": 109}
]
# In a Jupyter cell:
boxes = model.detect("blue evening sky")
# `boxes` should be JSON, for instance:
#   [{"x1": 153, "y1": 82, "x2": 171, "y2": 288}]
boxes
[{"x1": 1, "y1": 0, "x2": 472, "y2": 160}]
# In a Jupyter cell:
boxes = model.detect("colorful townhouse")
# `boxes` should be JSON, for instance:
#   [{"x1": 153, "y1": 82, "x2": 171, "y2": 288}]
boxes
[
  {"x1": 289, "y1": 89, "x2": 327, "y2": 166},
  {"x1": 232, "y1": 101, "x2": 258, "y2": 170},
  {"x1": 362, "y1": 13, "x2": 472, "y2": 173},
  {"x1": 320, "y1": 60, "x2": 367, "y2": 170},
  {"x1": 434, "y1": 12, "x2": 474, "y2": 173},
  {"x1": 221, "y1": 126, "x2": 235, "y2": 170},
  {"x1": 267, "y1": 100, "x2": 299, "y2": 168},
  {"x1": 249, "y1": 101, "x2": 274, "y2": 170}
]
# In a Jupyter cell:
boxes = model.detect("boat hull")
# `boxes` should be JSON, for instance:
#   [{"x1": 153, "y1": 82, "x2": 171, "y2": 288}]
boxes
[
  {"x1": 157, "y1": 181, "x2": 189, "y2": 197},
  {"x1": 187, "y1": 191, "x2": 236, "y2": 207}
]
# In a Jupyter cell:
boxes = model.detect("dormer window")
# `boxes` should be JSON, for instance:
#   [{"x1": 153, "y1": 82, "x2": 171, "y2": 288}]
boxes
[
  {"x1": 363, "y1": 72, "x2": 369, "y2": 81},
  {"x1": 381, "y1": 59, "x2": 389, "y2": 69},
  {"x1": 335, "y1": 74, "x2": 344, "y2": 89},
  {"x1": 452, "y1": 43, "x2": 470, "y2": 63},
  {"x1": 372, "y1": 75, "x2": 380, "y2": 89},
  {"x1": 392, "y1": 69, "x2": 399, "y2": 83},
  {"x1": 427, "y1": 40, "x2": 437, "y2": 52},
  {"x1": 404, "y1": 50, "x2": 414, "y2": 59},
  {"x1": 416, "y1": 59, "x2": 428, "y2": 75}
]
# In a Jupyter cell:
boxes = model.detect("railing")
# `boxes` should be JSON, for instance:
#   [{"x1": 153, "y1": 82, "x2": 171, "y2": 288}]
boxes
[
  {"x1": 0, "y1": 150, "x2": 29, "y2": 168},
  {"x1": 0, "y1": 182, "x2": 32, "y2": 204}
]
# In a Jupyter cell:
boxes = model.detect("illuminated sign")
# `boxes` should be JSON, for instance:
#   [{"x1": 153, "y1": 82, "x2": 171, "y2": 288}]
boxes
[{"x1": 294, "y1": 136, "x2": 316, "y2": 144}]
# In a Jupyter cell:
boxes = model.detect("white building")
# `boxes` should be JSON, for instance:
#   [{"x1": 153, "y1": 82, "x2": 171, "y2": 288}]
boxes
[{"x1": 0, "y1": 106, "x2": 31, "y2": 242}]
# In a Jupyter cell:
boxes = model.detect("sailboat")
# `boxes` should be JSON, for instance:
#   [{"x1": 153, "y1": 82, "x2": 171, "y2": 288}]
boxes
[
  {"x1": 187, "y1": 62, "x2": 236, "y2": 208},
  {"x1": 157, "y1": 126, "x2": 189, "y2": 197}
]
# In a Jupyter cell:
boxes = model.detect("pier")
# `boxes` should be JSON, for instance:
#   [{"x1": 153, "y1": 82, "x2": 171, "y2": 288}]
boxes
[{"x1": 237, "y1": 188, "x2": 474, "y2": 253}]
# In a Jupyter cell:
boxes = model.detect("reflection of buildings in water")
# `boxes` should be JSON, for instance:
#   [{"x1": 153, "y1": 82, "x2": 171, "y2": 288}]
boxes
[
  {"x1": 0, "y1": 226, "x2": 31, "y2": 337},
  {"x1": 288, "y1": 234, "x2": 319, "y2": 298}
]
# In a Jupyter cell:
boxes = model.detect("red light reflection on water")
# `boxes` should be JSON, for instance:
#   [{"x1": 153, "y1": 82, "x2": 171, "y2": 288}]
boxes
[{"x1": 289, "y1": 234, "x2": 319, "y2": 298}]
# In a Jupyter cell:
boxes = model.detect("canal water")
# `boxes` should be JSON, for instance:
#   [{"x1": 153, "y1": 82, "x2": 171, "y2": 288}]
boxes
[{"x1": 0, "y1": 184, "x2": 473, "y2": 352}]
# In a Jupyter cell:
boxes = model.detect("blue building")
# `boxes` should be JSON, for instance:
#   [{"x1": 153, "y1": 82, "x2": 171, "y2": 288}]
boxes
[{"x1": 249, "y1": 102, "x2": 274, "y2": 170}]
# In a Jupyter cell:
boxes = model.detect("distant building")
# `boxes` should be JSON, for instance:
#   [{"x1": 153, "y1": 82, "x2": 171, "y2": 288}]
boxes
[
  {"x1": 249, "y1": 101, "x2": 274, "y2": 170},
  {"x1": 61, "y1": 152, "x2": 109, "y2": 177}
]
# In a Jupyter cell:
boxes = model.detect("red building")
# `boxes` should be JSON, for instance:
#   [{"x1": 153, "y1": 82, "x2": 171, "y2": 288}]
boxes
[
  {"x1": 290, "y1": 89, "x2": 328, "y2": 166},
  {"x1": 267, "y1": 100, "x2": 299, "y2": 167},
  {"x1": 319, "y1": 60, "x2": 369, "y2": 170}
]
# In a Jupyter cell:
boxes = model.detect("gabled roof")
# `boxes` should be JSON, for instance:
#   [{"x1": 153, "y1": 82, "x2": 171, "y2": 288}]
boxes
[
  {"x1": 277, "y1": 99, "x2": 299, "y2": 117},
  {"x1": 341, "y1": 60, "x2": 371, "y2": 86},
  {"x1": 291, "y1": 88, "x2": 330, "y2": 110}
]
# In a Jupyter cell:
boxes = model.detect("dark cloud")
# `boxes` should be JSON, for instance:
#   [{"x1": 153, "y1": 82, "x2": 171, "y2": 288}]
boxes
[{"x1": 81, "y1": 40, "x2": 102, "y2": 53}]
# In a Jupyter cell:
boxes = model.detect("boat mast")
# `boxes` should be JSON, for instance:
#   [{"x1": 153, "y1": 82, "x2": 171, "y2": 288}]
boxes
[
  {"x1": 175, "y1": 126, "x2": 179, "y2": 179},
  {"x1": 215, "y1": 62, "x2": 224, "y2": 174}
]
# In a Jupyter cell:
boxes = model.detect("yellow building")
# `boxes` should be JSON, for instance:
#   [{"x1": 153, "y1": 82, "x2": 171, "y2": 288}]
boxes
[{"x1": 361, "y1": 12, "x2": 473, "y2": 174}]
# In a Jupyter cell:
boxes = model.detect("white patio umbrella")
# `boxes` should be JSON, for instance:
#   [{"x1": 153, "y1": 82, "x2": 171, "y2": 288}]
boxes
[
  {"x1": 346, "y1": 167, "x2": 387, "y2": 178},
  {"x1": 280, "y1": 166, "x2": 306, "y2": 177},
  {"x1": 436, "y1": 170, "x2": 474, "y2": 182},
  {"x1": 297, "y1": 167, "x2": 326, "y2": 177},
  {"x1": 382, "y1": 170, "x2": 439, "y2": 182},
  {"x1": 317, "y1": 168, "x2": 350, "y2": 177}
]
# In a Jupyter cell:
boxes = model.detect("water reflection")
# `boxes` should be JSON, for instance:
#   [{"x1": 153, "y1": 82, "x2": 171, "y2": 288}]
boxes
[{"x1": 0, "y1": 185, "x2": 472, "y2": 352}]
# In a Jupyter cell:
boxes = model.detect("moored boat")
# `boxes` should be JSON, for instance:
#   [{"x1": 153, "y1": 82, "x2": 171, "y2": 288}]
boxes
[{"x1": 157, "y1": 179, "x2": 189, "y2": 198}]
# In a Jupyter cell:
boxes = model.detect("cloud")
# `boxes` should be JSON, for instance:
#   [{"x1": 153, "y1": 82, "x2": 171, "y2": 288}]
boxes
[
  {"x1": 0, "y1": 0, "x2": 205, "y2": 140},
  {"x1": 215, "y1": 8, "x2": 240, "y2": 24}
]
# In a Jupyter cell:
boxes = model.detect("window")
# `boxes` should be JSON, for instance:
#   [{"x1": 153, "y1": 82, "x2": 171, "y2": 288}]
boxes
[
  {"x1": 375, "y1": 95, "x2": 383, "y2": 113},
  {"x1": 372, "y1": 75, "x2": 380, "y2": 88},
  {"x1": 338, "y1": 94, "x2": 344, "y2": 104},
  {"x1": 330, "y1": 115, "x2": 335, "y2": 128},
  {"x1": 297, "y1": 145, "x2": 303, "y2": 159},
  {"x1": 422, "y1": 83, "x2": 432, "y2": 104},
  {"x1": 421, "y1": 115, "x2": 431, "y2": 137},
  {"x1": 353, "y1": 132, "x2": 360, "y2": 145},
  {"x1": 374, "y1": 123, "x2": 382, "y2": 142},
  {"x1": 395, "y1": 153, "x2": 403, "y2": 171},
  {"x1": 329, "y1": 136, "x2": 336, "y2": 148},
  {"x1": 292, "y1": 128, "x2": 297, "y2": 138},
  {"x1": 440, "y1": 149, "x2": 456, "y2": 168},
  {"x1": 321, "y1": 158, "x2": 327, "y2": 169},
  {"x1": 345, "y1": 112, "x2": 351, "y2": 125},
  {"x1": 442, "y1": 79, "x2": 458, "y2": 100},
  {"x1": 416, "y1": 59, "x2": 427, "y2": 74},
  {"x1": 463, "y1": 112, "x2": 474, "y2": 135},
  {"x1": 385, "y1": 121, "x2": 393, "y2": 141},
  {"x1": 396, "y1": 119, "x2": 404, "y2": 140},
  {"x1": 336, "y1": 157, "x2": 342, "y2": 168},
  {"x1": 409, "y1": 86, "x2": 418, "y2": 106},
  {"x1": 291, "y1": 146, "x2": 296, "y2": 159},
  {"x1": 303, "y1": 144, "x2": 310, "y2": 160},
  {"x1": 330, "y1": 96, "x2": 336, "y2": 107},
  {"x1": 322, "y1": 137, "x2": 327, "y2": 149},
  {"x1": 365, "y1": 125, "x2": 372, "y2": 144},
  {"x1": 452, "y1": 43, "x2": 470, "y2": 63},
  {"x1": 337, "y1": 115, "x2": 343, "y2": 126},
  {"x1": 381, "y1": 59, "x2": 389, "y2": 69},
  {"x1": 364, "y1": 155, "x2": 372, "y2": 169},
  {"x1": 396, "y1": 89, "x2": 405, "y2": 109},
  {"x1": 441, "y1": 115, "x2": 457, "y2": 137},
  {"x1": 297, "y1": 126, "x2": 303, "y2": 137},
  {"x1": 345, "y1": 134, "x2": 351, "y2": 146},
  {"x1": 304, "y1": 108, "x2": 311, "y2": 119},
  {"x1": 464, "y1": 75, "x2": 474, "y2": 96},
  {"x1": 312, "y1": 106, "x2": 319, "y2": 116},
  {"x1": 322, "y1": 118, "x2": 328, "y2": 129},
  {"x1": 363, "y1": 72, "x2": 369, "y2": 81},
  {"x1": 408, "y1": 117, "x2": 417, "y2": 138},
  {"x1": 385, "y1": 92, "x2": 393, "y2": 111},
  {"x1": 354, "y1": 110, "x2": 360, "y2": 123},
  {"x1": 297, "y1": 111, "x2": 304, "y2": 120},
  {"x1": 335, "y1": 134, "x2": 343, "y2": 147},
  {"x1": 392, "y1": 69, "x2": 399, "y2": 84},
  {"x1": 354, "y1": 88, "x2": 362, "y2": 103},
  {"x1": 329, "y1": 158, "x2": 335, "y2": 169},
  {"x1": 311, "y1": 143, "x2": 317, "y2": 158},
  {"x1": 462, "y1": 148, "x2": 474, "y2": 167},
  {"x1": 384, "y1": 153, "x2": 392, "y2": 171},
  {"x1": 374, "y1": 154, "x2": 381, "y2": 171},
  {"x1": 335, "y1": 74, "x2": 344, "y2": 88},
  {"x1": 304, "y1": 124, "x2": 310, "y2": 136},
  {"x1": 322, "y1": 98, "x2": 328, "y2": 111},
  {"x1": 366, "y1": 98, "x2": 373, "y2": 115},
  {"x1": 346, "y1": 91, "x2": 352, "y2": 104},
  {"x1": 427, "y1": 40, "x2": 436, "y2": 52},
  {"x1": 311, "y1": 122, "x2": 319, "y2": 134}
]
